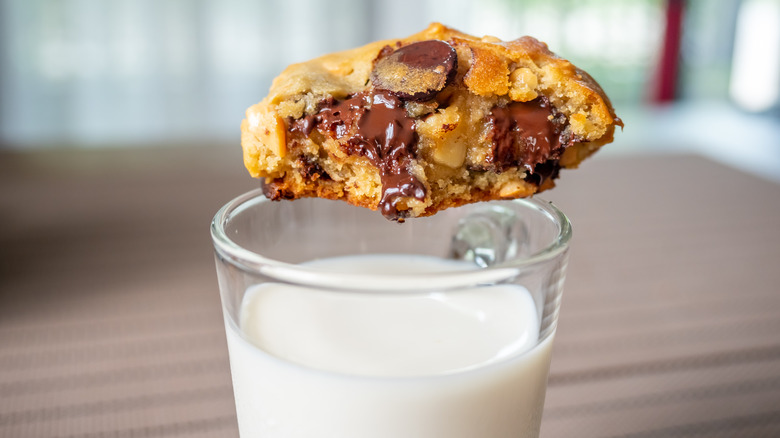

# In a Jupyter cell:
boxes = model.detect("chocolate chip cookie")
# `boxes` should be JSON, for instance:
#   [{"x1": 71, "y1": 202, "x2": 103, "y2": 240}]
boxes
[{"x1": 241, "y1": 23, "x2": 622, "y2": 221}]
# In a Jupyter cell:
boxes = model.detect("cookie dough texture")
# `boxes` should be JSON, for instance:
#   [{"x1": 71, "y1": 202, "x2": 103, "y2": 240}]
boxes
[{"x1": 241, "y1": 23, "x2": 621, "y2": 220}]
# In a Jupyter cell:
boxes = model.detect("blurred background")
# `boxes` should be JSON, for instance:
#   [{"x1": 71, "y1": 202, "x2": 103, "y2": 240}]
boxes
[{"x1": 1, "y1": 0, "x2": 779, "y2": 180}]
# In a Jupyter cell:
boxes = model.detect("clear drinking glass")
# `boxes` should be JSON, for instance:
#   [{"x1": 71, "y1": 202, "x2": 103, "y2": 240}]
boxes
[{"x1": 211, "y1": 189, "x2": 571, "y2": 438}]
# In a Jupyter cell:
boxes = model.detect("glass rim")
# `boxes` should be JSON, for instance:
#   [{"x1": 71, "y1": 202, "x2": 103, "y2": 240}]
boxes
[{"x1": 210, "y1": 188, "x2": 572, "y2": 291}]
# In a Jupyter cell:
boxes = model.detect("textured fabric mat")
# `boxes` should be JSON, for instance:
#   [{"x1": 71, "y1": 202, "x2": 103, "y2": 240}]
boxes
[{"x1": 1, "y1": 148, "x2": 779, "y2": 437}]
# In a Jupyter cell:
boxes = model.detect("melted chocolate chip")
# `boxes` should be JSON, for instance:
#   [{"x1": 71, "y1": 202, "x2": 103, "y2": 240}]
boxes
[
  {"x1": 354, "y1": 92, "x2": 417, "y2": 174},
  {"x1": 379, "y1": 174, "x2": 426, "y2": 220},
  {"x1": 524, "y1": 160, "x2": 561, "y2": 186},
  {"x1": 318, "y1": 95, "x2": 367, "y2": 138},
  {"x1": 488, "y1": 97, "x2": 574, "y2": 181},
  {"x1": 371, "y1": 40, "x2": 458, "y2": 102},
  {"x1": 295, "y1": 90, "x2": 425, "y2": 220},
  {"x1": 289, "y1": 115, "x2": 315, "y2": 137},
  {"x1": 297, "y1": 156, "x2": 331, "y2": 181},
  {"x1": 262, "y1": 179, "x2": 297, "y2": 200}
]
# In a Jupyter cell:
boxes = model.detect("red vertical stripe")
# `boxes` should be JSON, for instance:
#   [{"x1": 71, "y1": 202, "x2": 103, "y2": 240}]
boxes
[{"x1": 653, "y1": 0, "x2": 685, "y2": 103}]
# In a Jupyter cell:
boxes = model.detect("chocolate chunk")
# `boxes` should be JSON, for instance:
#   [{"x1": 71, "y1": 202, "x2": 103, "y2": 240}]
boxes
[
  {"x1": 294, "y1": 90, "x2": 426, "y2": 221},
  {"x1": 488, "y1": 97, "x2": 574, "y2": 174},
  {"x1": 297, "y1": 156, "x2": 331, "y2": 181},
  {"x1": 262, "y1": 179, "x2": 297, "y2": 200},
  {"x1": 379, "y1": 174, "x2": 426, "y2": 221},
  {"x1": 524, "y1": 160, "x2": 561, "y2": 186},
  {"x1": 289, "y1": 115, "x2": 316, "y2": 137},
  {"x1": 317, "y1": 95, "x2": 366, "y2": 138},
  {"x1": 371, "y1": 40, "x2": 457, "y2": 102}
]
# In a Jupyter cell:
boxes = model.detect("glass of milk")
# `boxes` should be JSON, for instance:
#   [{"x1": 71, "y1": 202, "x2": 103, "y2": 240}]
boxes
[{"x1": 211, "y1": 190, "x2": 571, "y2": 438}]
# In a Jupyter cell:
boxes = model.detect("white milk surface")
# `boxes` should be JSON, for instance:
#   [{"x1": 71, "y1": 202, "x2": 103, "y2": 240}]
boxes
[{"x1": 225, "y1": 254, "x2": 554, "y2": 438}]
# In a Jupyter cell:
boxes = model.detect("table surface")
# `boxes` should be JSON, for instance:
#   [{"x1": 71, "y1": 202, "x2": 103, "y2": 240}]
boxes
[{"x1": 1, "y1": 147, "x2": 779, "y2": 438}]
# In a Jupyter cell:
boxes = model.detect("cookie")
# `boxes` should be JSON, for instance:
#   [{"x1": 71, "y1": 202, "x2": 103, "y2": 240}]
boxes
[{"x1": 241, "y1": 23, "x2": 621, "y2": 221}]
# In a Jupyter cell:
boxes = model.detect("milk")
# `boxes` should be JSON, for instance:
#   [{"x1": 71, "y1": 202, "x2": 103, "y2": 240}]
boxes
[{"x1": 224, "y1": 254, "x2": 554, "y2": 438}]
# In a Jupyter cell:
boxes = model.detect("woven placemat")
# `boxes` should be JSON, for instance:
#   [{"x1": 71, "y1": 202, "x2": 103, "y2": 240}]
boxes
[{"x1": 1, "y1": 149, "x2": 779, "y2": 437}]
